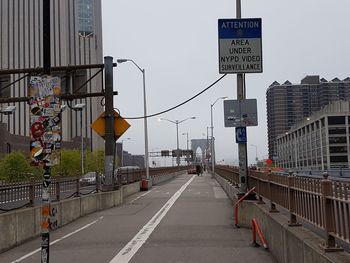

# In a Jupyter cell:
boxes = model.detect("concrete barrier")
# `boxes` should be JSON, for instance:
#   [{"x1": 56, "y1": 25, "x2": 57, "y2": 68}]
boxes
[
  {"x1": 0, "y1": 172, "x2": 181, "y2": 253},
  {"x1": 215, "y1": 174, "x2": 350, "y2": 263}
]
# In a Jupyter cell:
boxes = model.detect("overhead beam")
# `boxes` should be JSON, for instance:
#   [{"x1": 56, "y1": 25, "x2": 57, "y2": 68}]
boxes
[{"x1": 0, "y1": 91, "x2": 118, "y2": 103}]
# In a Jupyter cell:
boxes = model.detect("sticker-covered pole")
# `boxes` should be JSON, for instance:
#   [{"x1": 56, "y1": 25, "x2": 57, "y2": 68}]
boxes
[
  {"x1": 41, "y1": 0, "x2": 51, "y2": 262},
  {"x1": 236, "y1": 0, "x2": 248, "y2": 194}
]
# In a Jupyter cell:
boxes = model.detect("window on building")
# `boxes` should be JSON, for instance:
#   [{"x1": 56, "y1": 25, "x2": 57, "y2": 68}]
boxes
[
  {"x1": 0, "y1": 75, "x2": 11, "y2": 98},
  {"x1": 330, "y1": 155, "x2": 348, "y2": 163},
  {"x1": 329, "y1": 136, "x2": 347, "y2": 144},
  {"x1": 328, "y1": 116, "x2": 345, "y2": 125},
  {"x1": 78, "y1": 0, "x2": 94, "y2": 37},
  {"x1": 329, "y1": 127, "x2": 346, "y2": 135},
  {"x1": 73, "y1": 69, "x2": 87, "y2": 93},
  {"x1": 329, "y1": 146, "x2": 347, "y2": 153}
]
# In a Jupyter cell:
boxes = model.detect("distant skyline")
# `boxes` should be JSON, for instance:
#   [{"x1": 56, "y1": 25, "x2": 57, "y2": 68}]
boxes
[{"x1": 101, "y1": 0, "x2": 350, "y2": 165}]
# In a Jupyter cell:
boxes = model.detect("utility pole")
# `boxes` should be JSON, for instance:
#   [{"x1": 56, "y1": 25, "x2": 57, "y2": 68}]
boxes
[
  {"x1": 104, "y1": 56, "x2": 115, "y2": 190},
  {"x1": 41, "y1": 1, "x2": 51, "y2": 262},
  {"x1": 236, "y1": 0, "x2": 248, "y2": 195}
]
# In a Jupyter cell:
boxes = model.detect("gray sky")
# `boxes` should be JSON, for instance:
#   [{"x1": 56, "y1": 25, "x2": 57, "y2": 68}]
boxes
[{"x1": 101, "y1": 0, "x2": 350, "y2": 165}]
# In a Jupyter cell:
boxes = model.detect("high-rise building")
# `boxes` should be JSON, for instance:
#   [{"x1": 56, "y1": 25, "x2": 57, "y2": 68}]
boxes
[
  {"x1": 0, "y1": 0, "x2": 104, "y2": 153},
  {"x1": 266, "y1": 75, "x2": 350, "y2": 160}
]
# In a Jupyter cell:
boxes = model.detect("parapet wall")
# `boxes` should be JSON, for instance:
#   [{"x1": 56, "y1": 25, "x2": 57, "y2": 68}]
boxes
[{"x1": 215, "y1": 174, "x2": 350, "y2": 263}]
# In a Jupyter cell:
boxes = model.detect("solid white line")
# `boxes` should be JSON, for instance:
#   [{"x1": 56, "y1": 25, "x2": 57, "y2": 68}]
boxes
[
  {"x1": 109, "y1": 175, "x2": 196, "y2": 263},
  {"x1": 129, "y1": 187, "x2": 157, "y2": 204},
  {"x1": 11, "y1": 216, "x2": 103, "y2": 263}
]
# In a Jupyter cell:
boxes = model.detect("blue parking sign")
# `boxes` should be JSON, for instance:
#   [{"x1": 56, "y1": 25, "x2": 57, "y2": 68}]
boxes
[{"x1": 235, "y1": 127, "x2": 247, "y2": 143}]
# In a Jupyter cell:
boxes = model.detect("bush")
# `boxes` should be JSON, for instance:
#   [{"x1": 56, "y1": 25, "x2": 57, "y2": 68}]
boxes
[
  {"x1": 0, "y1": 151, "x2": 42, "y2": 181},
  {"x1": 0, "y1": 149, "x2": 113, "y2": 181},
  {"x1": 51, "y1": 149, "x2": 81, "y2": 177}
]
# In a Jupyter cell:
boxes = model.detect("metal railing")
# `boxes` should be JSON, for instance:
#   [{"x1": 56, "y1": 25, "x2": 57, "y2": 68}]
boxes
[
  {"x1": 0, "y1": 166, "x2": 187, "y2": 212},
  {"x1": 215, "y1": 165, "x2": 350, "y2": 251}
]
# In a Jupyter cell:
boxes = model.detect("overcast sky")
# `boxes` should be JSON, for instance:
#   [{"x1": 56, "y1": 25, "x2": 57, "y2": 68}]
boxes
[{"x1": 101, "y1": 0, "x2": 350, "y2": 166}]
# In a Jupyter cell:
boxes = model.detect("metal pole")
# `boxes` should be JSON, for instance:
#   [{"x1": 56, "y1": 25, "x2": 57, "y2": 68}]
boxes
[
  {"x1": 41, "y1": 1, "x2": 51, "y2": 262},
  {"x1": 104, "y1": 56, "x2": 115, "y2": 190},
  {"x1": 121, "y1": 141, "x2": 124, "y2": 167},
  {"x1": 211, "y1": 104, "x2": 215, "y2": 175},
  {"x1": 236, "y1": 0, "x2": 248, "y2": 194},
  {"x1": 81, "y1": 110, "x2": 84, "y2": 176},
  {"x1": 142, "y1": 69, "x2": 150, "y2": 183},
  {"x1": 176, "y1": 121, "x2": 180, "y2": 167},
  {"x1": 186, "y1": 133, "x2": 189, "y2": 165},
  {"x1": 43, "y1": 0, "x2": 51, "y2": 75}
]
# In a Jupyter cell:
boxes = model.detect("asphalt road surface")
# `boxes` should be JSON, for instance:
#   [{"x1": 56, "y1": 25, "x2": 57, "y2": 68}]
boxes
[{"x1": 0, "y1": 172, "x2": 276, "y2": 263}]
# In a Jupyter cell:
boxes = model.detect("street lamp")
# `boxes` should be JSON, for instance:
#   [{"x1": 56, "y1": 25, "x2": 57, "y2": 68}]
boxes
[
  {"x1": 117, "y1": 59, "x2": 150, "y2": 185},
  {"x1": 159, "y1": 116, "x2": 196, "y2": 167},
  {"x1": 0, "y1": 106, "x2": 16, "y2": 153},
  {"x1": 121, "y1": 138, "x2": 131, "y2": 167},
  {"x1": 210, "y1": 96, "x2": 227, "y2": 176},
  {"x1": 72, "y1": 103, "x2": 86, "y2": 176}
]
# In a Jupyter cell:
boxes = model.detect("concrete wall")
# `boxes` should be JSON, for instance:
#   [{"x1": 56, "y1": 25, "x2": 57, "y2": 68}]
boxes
[
  {"x1": 215, "y1": 174, "x2": 350, "y2": 263},
  {"x1": 0, "y1": 171, "x2": 180, "y2": 253},
  {"x1": 0, "y1": 182, "x2": 139, "y2": 253}
]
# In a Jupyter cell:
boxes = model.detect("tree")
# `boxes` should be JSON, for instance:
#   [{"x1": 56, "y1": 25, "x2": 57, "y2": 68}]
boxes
[{"x1": 0, "y1": 151, "x2": 42, "y2": 181}]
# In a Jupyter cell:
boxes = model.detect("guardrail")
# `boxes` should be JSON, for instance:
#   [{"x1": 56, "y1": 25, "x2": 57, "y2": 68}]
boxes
[
  {"x1": 215, "y1": 165, "x2": 350, "y2": 251},
  {"x1": 0, "y1": 166, "x2": 187, "y2": 212}
]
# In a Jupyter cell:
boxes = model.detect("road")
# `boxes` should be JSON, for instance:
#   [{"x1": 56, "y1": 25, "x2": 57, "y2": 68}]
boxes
[{"x1": 0, "y1": 172, "x2": 276, "y2": 263}]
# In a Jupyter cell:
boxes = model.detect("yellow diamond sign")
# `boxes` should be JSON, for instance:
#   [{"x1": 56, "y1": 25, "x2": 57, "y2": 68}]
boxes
[{"x1": 91, "y1": 110, "x2": 130, "y2": 140}]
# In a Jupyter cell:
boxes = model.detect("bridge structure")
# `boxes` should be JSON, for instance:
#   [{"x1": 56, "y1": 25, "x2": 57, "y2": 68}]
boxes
[{"x1": 0, "y1": 166, "x2": 349, "y2": 263}]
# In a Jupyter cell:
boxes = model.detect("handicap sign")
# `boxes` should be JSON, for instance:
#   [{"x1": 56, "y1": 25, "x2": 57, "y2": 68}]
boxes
[{"x1": 236, "y1": 127, "x2": 247, "y2": 143}]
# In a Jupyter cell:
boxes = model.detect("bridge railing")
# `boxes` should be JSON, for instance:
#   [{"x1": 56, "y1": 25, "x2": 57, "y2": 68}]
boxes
[
  {"x1": 0, "y1": 166, "x2": 187, "y2": 212},
  {"x1": 215, "y1": 165, "x2": 350, "y2": 250}
]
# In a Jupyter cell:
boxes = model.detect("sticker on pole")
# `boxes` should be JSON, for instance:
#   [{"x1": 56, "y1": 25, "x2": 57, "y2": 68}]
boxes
[
  {"x1": 218, "y1": 18, "x2": 262, "y2": 74},
  {"x1": 236, "y1": 127, "x2": 247, "y2": 143}
]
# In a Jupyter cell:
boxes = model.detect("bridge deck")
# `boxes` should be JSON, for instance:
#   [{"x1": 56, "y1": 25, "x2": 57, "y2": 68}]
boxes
[{"x1": 0, "y1": 172, "x2": 276, "y2": 263}]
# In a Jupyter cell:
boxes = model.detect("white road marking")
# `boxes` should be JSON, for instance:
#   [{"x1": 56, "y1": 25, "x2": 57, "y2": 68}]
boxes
[
  {"x1": 11, "y1": 216, "x2": 103, "y2": 263},
  {"x1": 129, "y1": 187, "x2": 157, "y2": 203},
  {"x1": 213, "y1": 186, "x2": 227, "y2": 198},
  {"x1": 109, "y1": 175, "x2": 196, "y2": 263}
]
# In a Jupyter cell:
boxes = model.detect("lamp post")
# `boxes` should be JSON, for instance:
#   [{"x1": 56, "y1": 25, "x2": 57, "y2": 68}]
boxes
[
  {"x1": 159, "y1": 117, "x2": 196, "y2": 167},
  {"x1": 182, "y1": 132, "x2": 189, "y2": 165},
  {"x1": 0, "y1": 106, "x2": 16, "y2": 153},
  {"x1": 210, "y1": 96, "x2": 227, "y2": 176},
  {"x1": 117, "y1": 59, "x2": 150, "y2": 186},
  {"x1": 72, "y1": 103, "x2": 86, "y2": 176},
  {"x1": 121, "y1": 138, "x2": 131, "y2": 167}
]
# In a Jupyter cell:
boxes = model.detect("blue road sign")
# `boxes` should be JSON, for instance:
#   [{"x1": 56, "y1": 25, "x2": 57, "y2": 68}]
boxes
[
  {"x1": 218, "y1": 18, "x2": 262, "y2": 74},
  {"x1": 235, "y1": 127, "x2": 247, "y2": 143}
]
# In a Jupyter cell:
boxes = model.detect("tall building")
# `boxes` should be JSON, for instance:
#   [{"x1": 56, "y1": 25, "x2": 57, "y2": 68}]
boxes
[
  {"x1": 266, "y1": 75, "x2": 350, "y2": 160},
  {"x1": 0, "y1": 0, "x2": 104, "y2": 153}
]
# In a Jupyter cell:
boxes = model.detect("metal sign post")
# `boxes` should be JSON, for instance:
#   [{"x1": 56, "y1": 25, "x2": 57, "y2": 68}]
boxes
[{"x1": 218, "y1": 0, "x2": 262, "y2": 195}]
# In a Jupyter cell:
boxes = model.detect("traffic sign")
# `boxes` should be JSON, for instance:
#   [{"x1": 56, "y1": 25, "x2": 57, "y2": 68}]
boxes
[
  {"x1": 218, "y1": 18, "x2": 262, "y2": 74},
  {"x1": 224, "y1": 99, "x2": 258, "y2": 127},
  {"x1": 91, "y1": 110, "x2": 130, "y2": 140},
  {"x1": 235, "y1": 127, "x2": 247, "y2": 143}
]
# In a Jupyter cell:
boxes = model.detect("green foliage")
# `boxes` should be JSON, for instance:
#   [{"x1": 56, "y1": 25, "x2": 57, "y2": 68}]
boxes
[
  {"x1": 85, "y1": 150, "x2": 105, "y2": 173},
  {"x1": 0, "y1": 149, "x2": 108, "y2": 182},
  {"x1": 51, "y1": 149, "x2": 81, "y2": 177},
  {"x1": 0, "y1": 151, "x2": 42, "y2": 181}
]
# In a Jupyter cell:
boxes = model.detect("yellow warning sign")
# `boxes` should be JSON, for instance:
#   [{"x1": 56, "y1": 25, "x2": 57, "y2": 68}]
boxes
[{"x1": 91, "y1": 110, "x2": 130, "y2": 140}]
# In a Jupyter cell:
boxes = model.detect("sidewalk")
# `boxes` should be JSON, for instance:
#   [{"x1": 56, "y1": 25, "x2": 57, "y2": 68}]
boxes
[{"x1": 129, "y1": 171, "x2": 277, "y2": 263}]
